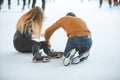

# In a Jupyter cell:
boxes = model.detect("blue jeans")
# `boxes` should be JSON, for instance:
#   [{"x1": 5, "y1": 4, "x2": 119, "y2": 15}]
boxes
[{"x1": 64, "y1": 36, "x2": 92, "y2": 57}]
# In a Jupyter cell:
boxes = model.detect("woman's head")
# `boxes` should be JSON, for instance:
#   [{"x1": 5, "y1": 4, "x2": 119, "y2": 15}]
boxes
[
  {"x1": 16, "y1": 6, "x2": 44, "y2": 37},
  {"x1": 27, "y1": 6, "x2": 44, "y2": 23}
]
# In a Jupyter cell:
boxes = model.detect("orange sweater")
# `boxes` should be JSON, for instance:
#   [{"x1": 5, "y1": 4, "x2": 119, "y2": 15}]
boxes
[{"x1": 45, "y1": 16, "x2": 91, "y2": 43}]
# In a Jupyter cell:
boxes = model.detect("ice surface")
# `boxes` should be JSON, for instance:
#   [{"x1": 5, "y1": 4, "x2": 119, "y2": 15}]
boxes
[{"x1": 0, "y1": 0, "x2": 120, "y2": 80}]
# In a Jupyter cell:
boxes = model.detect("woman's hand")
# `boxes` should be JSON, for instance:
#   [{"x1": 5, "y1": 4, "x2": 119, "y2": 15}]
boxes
[{"x1": 32, "y1": 34, "x2": 40, "y2": 39}]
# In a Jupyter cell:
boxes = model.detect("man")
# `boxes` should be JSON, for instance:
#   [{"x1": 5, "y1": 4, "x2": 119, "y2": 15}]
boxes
[{"x1": 45, "y1": 12, "x2": 92, "y2": 66}]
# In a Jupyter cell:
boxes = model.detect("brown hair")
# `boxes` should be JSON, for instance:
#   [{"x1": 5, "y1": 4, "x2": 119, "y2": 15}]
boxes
[{"x1": 16, "y1": 6, "x2": 44, "y2": 37}]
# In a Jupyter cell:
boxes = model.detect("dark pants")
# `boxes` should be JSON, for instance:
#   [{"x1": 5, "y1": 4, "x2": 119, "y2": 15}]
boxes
[
  {"x1": 0, "y1": 0, "x2": 3, "y2": 10},
  {"x1": 0, "y1": 0, "x2": 3, "y2": 4},
  {"x1": 13, "y1": 38, "x2": 50, "y2": 55},
  {"x1": 22, "y1": 0, "x2": 26, "y2": 10},
  {"x1": 28, "y1": 0, "x2": 31, "y2": 8},
  {"x1": 8, "y1": 0, "x2": 10, "y2": 5},
  {"x1": 99, "y1": 0, "x2": 112, "y2": 8},
  {"x1": 17, "y1": 0, "x2": 19, "y2": 5},
  {"x1": 32, "y1": 0, "x2": 36, "y2": 8},
  {"x1": 28, "y1": 0, "x2": 30, "y2": 4},
  {"x1": 8, "y1": 0, "x2": 11, "y2": 9},
  {"x1": 99, "y1": 0, "x2": 103, "y2": 6},
  {"x1": 42, "y1": 0, "x2": 46, "y2": 11},
  {"x1": 108, "y1": 0, "x2": 112, "y2": 6},
  {"x1": 113, "y1": 0, "x2": 118, "y2": 6},
  {"x1": 64, "y1": 36, "x2": 92, "y2": 57}
]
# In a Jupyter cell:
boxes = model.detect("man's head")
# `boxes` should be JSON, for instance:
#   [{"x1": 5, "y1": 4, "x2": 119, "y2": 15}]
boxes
[{"x1": 66, "y1": 12, "x2": 76, "y2": 17}]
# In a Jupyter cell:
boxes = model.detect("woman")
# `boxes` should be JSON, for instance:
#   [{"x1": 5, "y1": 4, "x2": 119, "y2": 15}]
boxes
[{"x1": 13, "y1": 6, "x2": 63, "y2": 63}]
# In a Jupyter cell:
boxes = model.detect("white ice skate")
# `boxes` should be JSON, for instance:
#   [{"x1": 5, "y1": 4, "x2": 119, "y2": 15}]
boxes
[
  {"x1": 71, "y1": 52, "x2": 89, "y2": 64},
  {"x1": 63, "y1": 49, "x2": 77, "y2": 66}
]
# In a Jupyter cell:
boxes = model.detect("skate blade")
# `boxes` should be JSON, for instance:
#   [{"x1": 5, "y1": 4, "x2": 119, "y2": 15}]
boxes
[
  {"x1": 51, "y1": 52, "x2": 63, "y2": 58},
  {"x1": 32, "y1": 58, "x2": 50, "y2": 63},
  {"x1": 56, "y1": 53, "x2": 63, "y2": 58},
  {"x1": 42, "y1": 58, "x2": 50, "y2": 62}
]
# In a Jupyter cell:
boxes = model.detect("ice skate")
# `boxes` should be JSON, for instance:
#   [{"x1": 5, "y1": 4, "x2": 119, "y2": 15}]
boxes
[
  {"x1": 50, "y1": 49, "x2": 63, "y2": 58},
  {"x1": 71, "y1": 52, "x2": 89, "y2": 64},
  {"x1": 32, "y1": 52, "x2": 50, "y2": 63},
  {"x1": 63, "y1": 48, "x2": 77, "y2": 66}
]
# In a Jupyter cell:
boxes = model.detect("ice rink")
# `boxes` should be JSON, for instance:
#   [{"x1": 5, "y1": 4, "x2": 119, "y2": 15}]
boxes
[{"x1": 0, "y1": 0, "x2": 120, "y2": 80}]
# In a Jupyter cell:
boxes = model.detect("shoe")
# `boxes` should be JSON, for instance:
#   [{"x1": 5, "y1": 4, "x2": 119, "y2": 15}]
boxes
[
  {"x1": 50, "y1": 49, "x2": 63, "y2": 58},
  {"x1": 63, "y1": 48, "x2": 77, "y2": 66},
  {"x1": 71, "y1": 52, "x2": 89, "y2": 64},
  {"x1": 32, "y1": 52, "x2": 50, "y2": 63}
]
